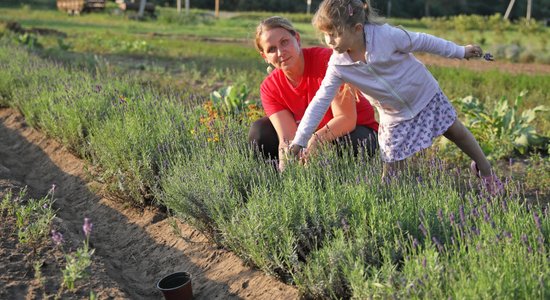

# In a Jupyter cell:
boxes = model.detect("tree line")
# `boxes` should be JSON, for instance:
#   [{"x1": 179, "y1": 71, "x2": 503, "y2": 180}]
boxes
[{"x1": 157, "y1": 0, "x2": 549, "y2": 20}]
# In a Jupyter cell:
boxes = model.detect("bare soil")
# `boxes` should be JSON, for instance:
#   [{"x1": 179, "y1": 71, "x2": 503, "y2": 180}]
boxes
[
  {"x1": 415, "y1": 53, "x2": 550, "y2": 76},
  {"x1": 0, "y1": 108, "x2": 298, "y2": 300}
]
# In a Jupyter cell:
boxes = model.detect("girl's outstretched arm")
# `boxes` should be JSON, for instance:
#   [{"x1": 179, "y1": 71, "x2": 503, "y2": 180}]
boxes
[
  {"x1": 391, "y1": 26, "x2": 465, "y2": 59},
  {"x1": 291, "y1": 67, "x2": 343, "y2": 149}
]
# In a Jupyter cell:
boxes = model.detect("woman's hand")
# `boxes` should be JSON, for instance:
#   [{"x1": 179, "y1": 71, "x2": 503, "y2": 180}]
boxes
[{"x1": 464, "y1": 44, "x2": 483, "y2": 59}]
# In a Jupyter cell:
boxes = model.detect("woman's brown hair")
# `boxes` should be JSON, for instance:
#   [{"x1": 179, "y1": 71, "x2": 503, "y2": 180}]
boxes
[{"x1": 255, "y1": 16, "x2": 297, "y2": 52}]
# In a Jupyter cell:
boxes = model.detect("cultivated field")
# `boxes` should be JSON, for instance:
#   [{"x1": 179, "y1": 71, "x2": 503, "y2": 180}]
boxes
[{"x1": 1, "y1": 4, "x2": 549, "y2": 299}]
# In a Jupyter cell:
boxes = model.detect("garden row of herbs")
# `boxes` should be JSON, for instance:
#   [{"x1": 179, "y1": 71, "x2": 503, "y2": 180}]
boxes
[
  {"x1": 1, "y1": 188, "x2": 97, "y2": 299},
  {"x1": 1, "y1": 22, "x2": 549, "y2": 298}
]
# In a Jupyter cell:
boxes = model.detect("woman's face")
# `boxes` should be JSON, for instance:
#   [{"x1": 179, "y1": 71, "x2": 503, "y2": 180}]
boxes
[{"x1": 259, "y1": 27, "x2": 301, "y2": 72}]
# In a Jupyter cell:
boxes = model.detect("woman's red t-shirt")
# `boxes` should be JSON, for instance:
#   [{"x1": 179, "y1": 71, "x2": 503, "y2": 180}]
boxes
[{"x1": 260, "y1": 47, "x2": 378, "y2": 131}]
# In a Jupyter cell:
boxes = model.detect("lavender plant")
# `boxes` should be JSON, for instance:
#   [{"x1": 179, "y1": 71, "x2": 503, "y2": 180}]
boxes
[
  {"x1": 55, "y1": 218, "x2": 95, "y2": 293},
  {"x1": 13, "y1": 187, "x2": 56, "y2": 252}
]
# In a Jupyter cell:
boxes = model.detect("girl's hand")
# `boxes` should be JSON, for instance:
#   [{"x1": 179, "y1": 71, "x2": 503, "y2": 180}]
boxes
[
  {"x1": 289, "y1": 144, "x2": 304, "y2": 158},
  {"x1": 464, "y1": 44, "x2": 483, "y2": 59},
  {"x1": 277, "y1": 144, "x2": 304, "y2": 172}
]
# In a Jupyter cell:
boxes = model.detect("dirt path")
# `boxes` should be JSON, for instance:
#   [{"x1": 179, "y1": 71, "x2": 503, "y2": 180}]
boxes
[
  {"x1": 0, "y1": 108, "x2": 299, "y2": 299},
  {"x1": 416, "y1": 53, "x2": 550, "y2": 76}
]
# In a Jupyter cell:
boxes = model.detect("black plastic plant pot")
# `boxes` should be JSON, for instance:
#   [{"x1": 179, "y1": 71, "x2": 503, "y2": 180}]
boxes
[{"x1": 156, "y1": 271, "x2": 193, "y2": 300}]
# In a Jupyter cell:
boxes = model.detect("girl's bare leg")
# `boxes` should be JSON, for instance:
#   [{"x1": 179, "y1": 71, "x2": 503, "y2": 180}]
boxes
[{"x1": 443, "y1": 119, "x2": 492, "y2": 176}]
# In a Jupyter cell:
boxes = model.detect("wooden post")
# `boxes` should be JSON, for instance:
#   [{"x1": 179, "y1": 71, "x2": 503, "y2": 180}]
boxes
[
  {"x1": 138, "y1": 0, "x2": 146, "y2": 17},
  {"x1": 306, "y1": 0, "x2": 311, "y2": 15},
  {"x1": 177, "y1": 0, "x2": 181, "y2": 14},
  {"x1": 526, "y1": 0, "x2": 532, "y2": 21},
  {"x1": 215, "y1": 0, "x2": 219, "y2": 18},
  {"x1": 424, "y1": 0, "x2": 431, "y2": 17},
  {"x1": 503, "y1": 0, "x2": 516, "y2": 20},
  {"x1": 387, "y1": 0, "x2": 391, "y2": 18},
  {"x1": 185, "y1": 0, "x2": 190, "y2": 15}
]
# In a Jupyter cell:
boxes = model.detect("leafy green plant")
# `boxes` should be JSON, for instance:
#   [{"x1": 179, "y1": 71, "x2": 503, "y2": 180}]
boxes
[
  {"x1": 56, "y1": 37, "x2": 71, "y2": 51},
  {"x1": 16, "y1": 32, "x2": 42, "y2": 49},
  {"x1": 453, "y1": 91, "x2": 548, "y2": 159},
  {"x1": 0, "y1": 189, "x2": 15, "y2": 217},
  {"x1": 54, "y1": 218, "x2": 95, "y2": 294},
  {"x1": 14, "y1": 188, "x2": 56, "y2": 251},
  {"x1": 34, "y1": 259, "x2": 46, "y2": 291},
  {"x1": 209, "y1": 84, "x2": 257, "y2": 116},
  {"x1": 62, "y1": 240, "x2": 94, "y2": 291}
]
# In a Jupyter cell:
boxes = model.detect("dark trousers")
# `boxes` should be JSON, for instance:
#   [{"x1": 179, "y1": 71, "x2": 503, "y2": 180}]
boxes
[{"x1": 248, "y1": 116, "x2": 378, "y2": 160}]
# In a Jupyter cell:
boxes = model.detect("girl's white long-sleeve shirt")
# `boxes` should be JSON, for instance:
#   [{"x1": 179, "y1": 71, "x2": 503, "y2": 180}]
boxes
[{"x1": 291, "y1": 23, "x2": 465, "y2": 148}]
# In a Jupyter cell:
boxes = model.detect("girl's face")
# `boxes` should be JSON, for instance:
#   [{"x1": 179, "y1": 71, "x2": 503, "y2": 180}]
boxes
[
  {"x1": 259, "y1": 27, "x2": 301, "y2": 72},
  {"x1": 323, "y1": 24, "x2": 363, "y2": 54}
]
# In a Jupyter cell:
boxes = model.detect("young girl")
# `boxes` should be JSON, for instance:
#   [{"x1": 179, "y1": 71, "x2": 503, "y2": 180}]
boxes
[{"x1": 289, "y1": 0, "x2": 503, "y2": 195}]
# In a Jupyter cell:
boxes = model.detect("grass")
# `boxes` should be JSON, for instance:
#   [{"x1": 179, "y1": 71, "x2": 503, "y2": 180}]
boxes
[{"x1": 0, "y1": 7, "x2": 549, "y2": 299}]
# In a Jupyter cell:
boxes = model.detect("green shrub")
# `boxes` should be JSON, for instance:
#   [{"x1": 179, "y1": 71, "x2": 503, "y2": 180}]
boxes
[{"x1": 451, "y1": 91, "x2": 548, "y2": 159}]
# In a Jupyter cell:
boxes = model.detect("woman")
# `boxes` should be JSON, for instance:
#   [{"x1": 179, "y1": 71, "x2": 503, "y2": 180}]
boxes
[{"x1": 249, "y1": 16, "x2": 379, "y2": 170}]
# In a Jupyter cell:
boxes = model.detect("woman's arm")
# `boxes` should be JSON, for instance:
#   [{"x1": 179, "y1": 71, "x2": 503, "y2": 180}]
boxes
[
  {"x1": 306, "y1": 84, "x2": 357, "y2": 154},
  {"x1": 268, "y1": 109, "x2": 298, "y2": 170}
]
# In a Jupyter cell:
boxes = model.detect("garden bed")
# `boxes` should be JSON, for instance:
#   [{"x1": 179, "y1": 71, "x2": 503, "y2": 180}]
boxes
[{"x1": 0, "y1": 108, "x2": 298, "y2": 299}]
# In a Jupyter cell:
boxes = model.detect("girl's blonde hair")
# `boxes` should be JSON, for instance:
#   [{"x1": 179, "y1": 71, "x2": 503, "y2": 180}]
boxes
[
  {"x1": 312, "y1": 0, "x2": 384, "y2": 34},
  {"x1": 255, "y1": 16, "x2": 297, "y2": 53}
]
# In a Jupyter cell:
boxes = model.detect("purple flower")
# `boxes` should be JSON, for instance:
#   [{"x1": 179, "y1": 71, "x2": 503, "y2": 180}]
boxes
[
  {"x1": 419, "y1": 223, "x2": 428, "y2": 237},
  {"x1": 83, "y1": 218, "x2": 93, "y2": 237},
  {"x1": 48, "y1": 184, "x2": 56, "y2": 195},
  {"x1": 412, "y1": 238, "x2": 419, "y2": 249},
  {"x1": 437, "y1": 209, "x2": 443, "y2": 222},
  {"x1": 537, "y1": 235, "x2": 545, "y2": 250},
  {"x1": 432, "y1": 236, "x2": 444, "y2": 252},
  {"x1": 449, "y1": 212, "x2": 456, "y2": 226},
  {"x1": 521, "y1": 234, "x2": 528, "y2": 245},
  {"x1": 482, "y1": 204, "x2": 491, "y2": 223},
  {"x1": 501, "y1": 198, "x2": 508, "y2": 212},
  {"x1": 467, "y1": 195, "x2": 474, "y2": 206},
  {"x1": 471, "y1": 207, "x2": 479, "y2": 219},
  {"x1": 503, "y1": 230, "x2": 512, "y2": 239},
  {"x1": 51, "y1": 230, "x2": 64, "y2": 246},
  {"x1": 340, "y1": 217, "x2": 350, "y2": 233},
  {"x1": 459, "y1": 205, "x2": 466, "y2": 227},
  {"x1": 533, "y1": 211, "x2": 542, "y2": 231}
]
